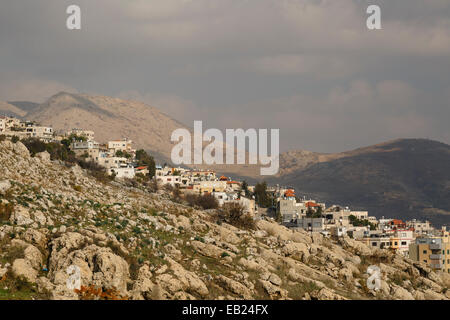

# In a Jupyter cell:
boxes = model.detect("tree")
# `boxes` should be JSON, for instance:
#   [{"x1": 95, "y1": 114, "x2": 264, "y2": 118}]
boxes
[
  {"x1": 115, "y1": 150, "x2": 132, "y2": 159},
  {"x1": 349, "y1": 215, "x2": 376, "y2": 230},
  {"x1": 254, "y1": 181, "x2": 271, "y2": 208},
  {"x1": 61, "y1": 134, "x2": 86, "y2": 149},
  {"x1": 216, "y1": 202, "x2": 255, "y2": 230},
  {"x1": 240, "y1": 180, "x2": 250, "y2": 198},
  {"x1": 135, "y1": 149, "x2": 156, "y2": 178},
  {"x1": 185, "y1": 193, "x2": 218, "y2": 210}
]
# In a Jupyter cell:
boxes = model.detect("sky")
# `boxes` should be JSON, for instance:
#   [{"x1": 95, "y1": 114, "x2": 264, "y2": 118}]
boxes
[{"x1": 0, "y1": 0, "x2": 449, "y2": 153}]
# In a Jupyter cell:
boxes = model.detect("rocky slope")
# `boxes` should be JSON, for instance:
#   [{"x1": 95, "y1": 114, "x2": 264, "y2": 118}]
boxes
[{"x1": 0, "y1": 140, "x2": 449, "y2": 300}]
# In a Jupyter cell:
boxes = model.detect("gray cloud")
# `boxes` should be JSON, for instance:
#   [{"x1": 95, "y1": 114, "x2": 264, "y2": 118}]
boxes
[{"x1": 0, "y1": 0, "x2": 449, "y2": 152}]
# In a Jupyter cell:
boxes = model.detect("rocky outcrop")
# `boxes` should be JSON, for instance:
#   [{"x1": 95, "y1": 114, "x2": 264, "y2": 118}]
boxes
[{"x1": 48, "y1": 237, "x2": 130, "y2": 296}]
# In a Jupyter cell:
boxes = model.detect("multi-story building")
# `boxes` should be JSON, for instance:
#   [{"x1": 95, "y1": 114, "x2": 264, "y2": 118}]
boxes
[
  {"x1": 277, "y1": 190, "x2": 307, "y2": 223},
  {"x1": 388, "y1": 229, "x2": 415, "y2": 256},
  {"x1": 184, "y1": 169, "x2": 216, "y2": 180},
  {"x1": 157, "y1": 175, "x2": 182, "y2": 188},
  {"x1": 108, "y1": 165, "x2": 136, "y2": 179},
  {"x1": 0, "y1": 116, "x2": 21, "y2": 132},
  {"x1": 98, "y1": 156, "x2": 129, "y2": 170},
  {"x1": 108, "y1": 139, "x2": 134, "y2": 155},
  {"x1": 192, "y1": 180, "x2": 227, "y2": 194},
  {"x1": 363, "y1": 234, "x2": 392, "y2": 250},
  {"x1": 406, "y1": 219, "x2": 434, "y2": 236},
  {"x1": 67, "y1": 128, "x2": 95, "y2": 141},
  {"x1": 70, "y1": 141, "x2": 101, "y2": 160},
  {"x1": 285, "y1": 217, "x2": 325, "y2": 233},
  {"x1": 409, "y1": 231, "x2": 450, "y2": 273},
  {"x1": 226, "y1": 180, "x2": 241, "y2": 192},
  {"x1": 24, "y1": 125, "x2": 54, "y2": 142}
]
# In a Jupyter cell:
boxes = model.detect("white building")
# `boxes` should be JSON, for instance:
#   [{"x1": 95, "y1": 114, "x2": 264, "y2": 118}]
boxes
[
  {"x1": 157, "y1": 175, "x2": 182, "y2": 188},
  {"x1": 108, "y1": 166, "x2": 135, "y2": 179},
  {"x1": 67, "y1": 128, "x2": 95, "y2": 141},
  {"x1": 98, "y1": 156, "x2": 129, "y2": 169},
  {"x1": 70, "y1": 141, "x2": 101, "y2": 160},
  {"x1": 25, "y1": 125, "x2": 53, "y2": 141},
  {"x1": 108, "y1": 139, "x2": 134, "y2": 154},
  {"x1": 406, "y1": 219, "x2": 434, "y2": 235}
]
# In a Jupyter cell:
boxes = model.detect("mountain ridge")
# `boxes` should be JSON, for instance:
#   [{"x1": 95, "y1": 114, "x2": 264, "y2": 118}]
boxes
[
  {"x1": 1, "y1": 93, "x2": 449, "y2": 226},
  {"x1": 272, "y1": 138, "x2": 450, "y2": 227}
]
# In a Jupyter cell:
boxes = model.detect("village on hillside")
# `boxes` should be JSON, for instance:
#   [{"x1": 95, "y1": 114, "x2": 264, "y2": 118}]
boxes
[{"x1": 1, "y1": 114, "x2": 449, "y2": 275}]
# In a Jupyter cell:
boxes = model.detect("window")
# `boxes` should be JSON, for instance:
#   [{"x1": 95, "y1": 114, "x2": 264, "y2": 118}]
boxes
[
  {"x1": 423, "y1": 260, "x2": 427, "y2": 263},
  {"x1": 372, "y1": 242, "x2": 377, "y2": 247},
  {"x1": 401, "y1": 241, "x2": 407, "y2": 246},
  {"x1": 423, "y1": 250, "x2": 427, "y2": 254}
]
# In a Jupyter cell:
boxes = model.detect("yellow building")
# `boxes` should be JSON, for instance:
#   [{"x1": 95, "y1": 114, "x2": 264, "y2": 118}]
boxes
[
  {"x1": 192, "y1": 181, "x2": 227, "y2": 194},
  {"x1": 409, "y1": 230, "x2": 450, "y2": 273}
]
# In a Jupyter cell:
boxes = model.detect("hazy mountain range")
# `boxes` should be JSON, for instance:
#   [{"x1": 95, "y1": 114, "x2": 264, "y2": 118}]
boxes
[{"x1": 1, "y1": 92, "x2": 449, "y2": 227}]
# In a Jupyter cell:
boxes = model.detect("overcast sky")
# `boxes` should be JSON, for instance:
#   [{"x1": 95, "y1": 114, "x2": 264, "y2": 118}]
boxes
[{"x1": 1, "y1": 0, "x2": 449, "y2": 152}]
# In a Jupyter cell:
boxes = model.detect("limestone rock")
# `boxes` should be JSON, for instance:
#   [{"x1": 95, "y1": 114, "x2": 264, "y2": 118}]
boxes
[
  {"x1": 216, "y1": 275, "x2": 252, "y2": 299},
  {"x1": 12, "y1": 259, "x2": 38, "y2": 283},
  {"x1": 0, "y1": 180, "x2": 11, "y2": 194}
]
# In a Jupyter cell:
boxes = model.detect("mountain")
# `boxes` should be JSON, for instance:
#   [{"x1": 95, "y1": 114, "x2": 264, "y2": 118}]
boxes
[
  {"x1": 273, "y1": 139, "x2": 450, "y2": 227},
  {"x1": 2, "y1": 92, "x2": 262, "y2": 174},
  {"x1": 7, "y1": 101, "x2": 40, "y2": 114},
  {"x1": 23, "y1": 92, "x2": 190, "y2": 163},
  {"x1": 2, "y1": 93, "x2": 449, "y2": 226},
  {"x1": 1, "y1": 139, "x2": 449, "y2": 300},
  {"x1": 0, "y1": 101, "x2": 27, "y2": 118}
]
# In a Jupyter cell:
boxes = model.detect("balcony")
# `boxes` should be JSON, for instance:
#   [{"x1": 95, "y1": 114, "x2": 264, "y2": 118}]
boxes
[
  {"x1": 429, "y1": 254, "x2": 442, "y2": 260},
  {"x1": 429, "y1": 263, "x2": 443, "y2": 270},
  {"x1": 429, "y1": 243, "x2": 442, "y2": 250}
]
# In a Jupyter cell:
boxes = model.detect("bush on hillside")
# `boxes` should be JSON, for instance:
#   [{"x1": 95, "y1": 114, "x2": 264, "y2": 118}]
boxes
[
  {"x1": 185, "y1": 193, "x2": 219, "y2": 210},
  {"x1": 216, "y1": 202, "x2": 256, "y2": 230}
]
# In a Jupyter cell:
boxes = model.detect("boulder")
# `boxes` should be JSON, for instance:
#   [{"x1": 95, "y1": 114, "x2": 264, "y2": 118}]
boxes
[
  {"x1": 48, "y1": 237, "x2": 130, "y2": 296},
  {"x1": 12, "y1": 259, "x2": 38, "y2": 283},
  {"x1": 10, "y1": 206, "x2": 34, "y2": 226},
  {"x1": 167, "y1": 257, "x2": 209, "y2": 298},
  {"x1": 282, "y1": 242, "x2": 310, "y2": 262},
  {"x1": 0, "y1": 180, "x2": 11, "y2": 194},
  {"x1": 215, "y1": 275, "x2": 252, "y2": 299},
  {"x1": 391, "y1": 286, "x2": 414, "y2": 300},
  {"x1": 310, "y1": 288, "x2": 346, "y2": 300},
  {"x1": 36, "y1": 151, "x2": 51, "y2": 163}
]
